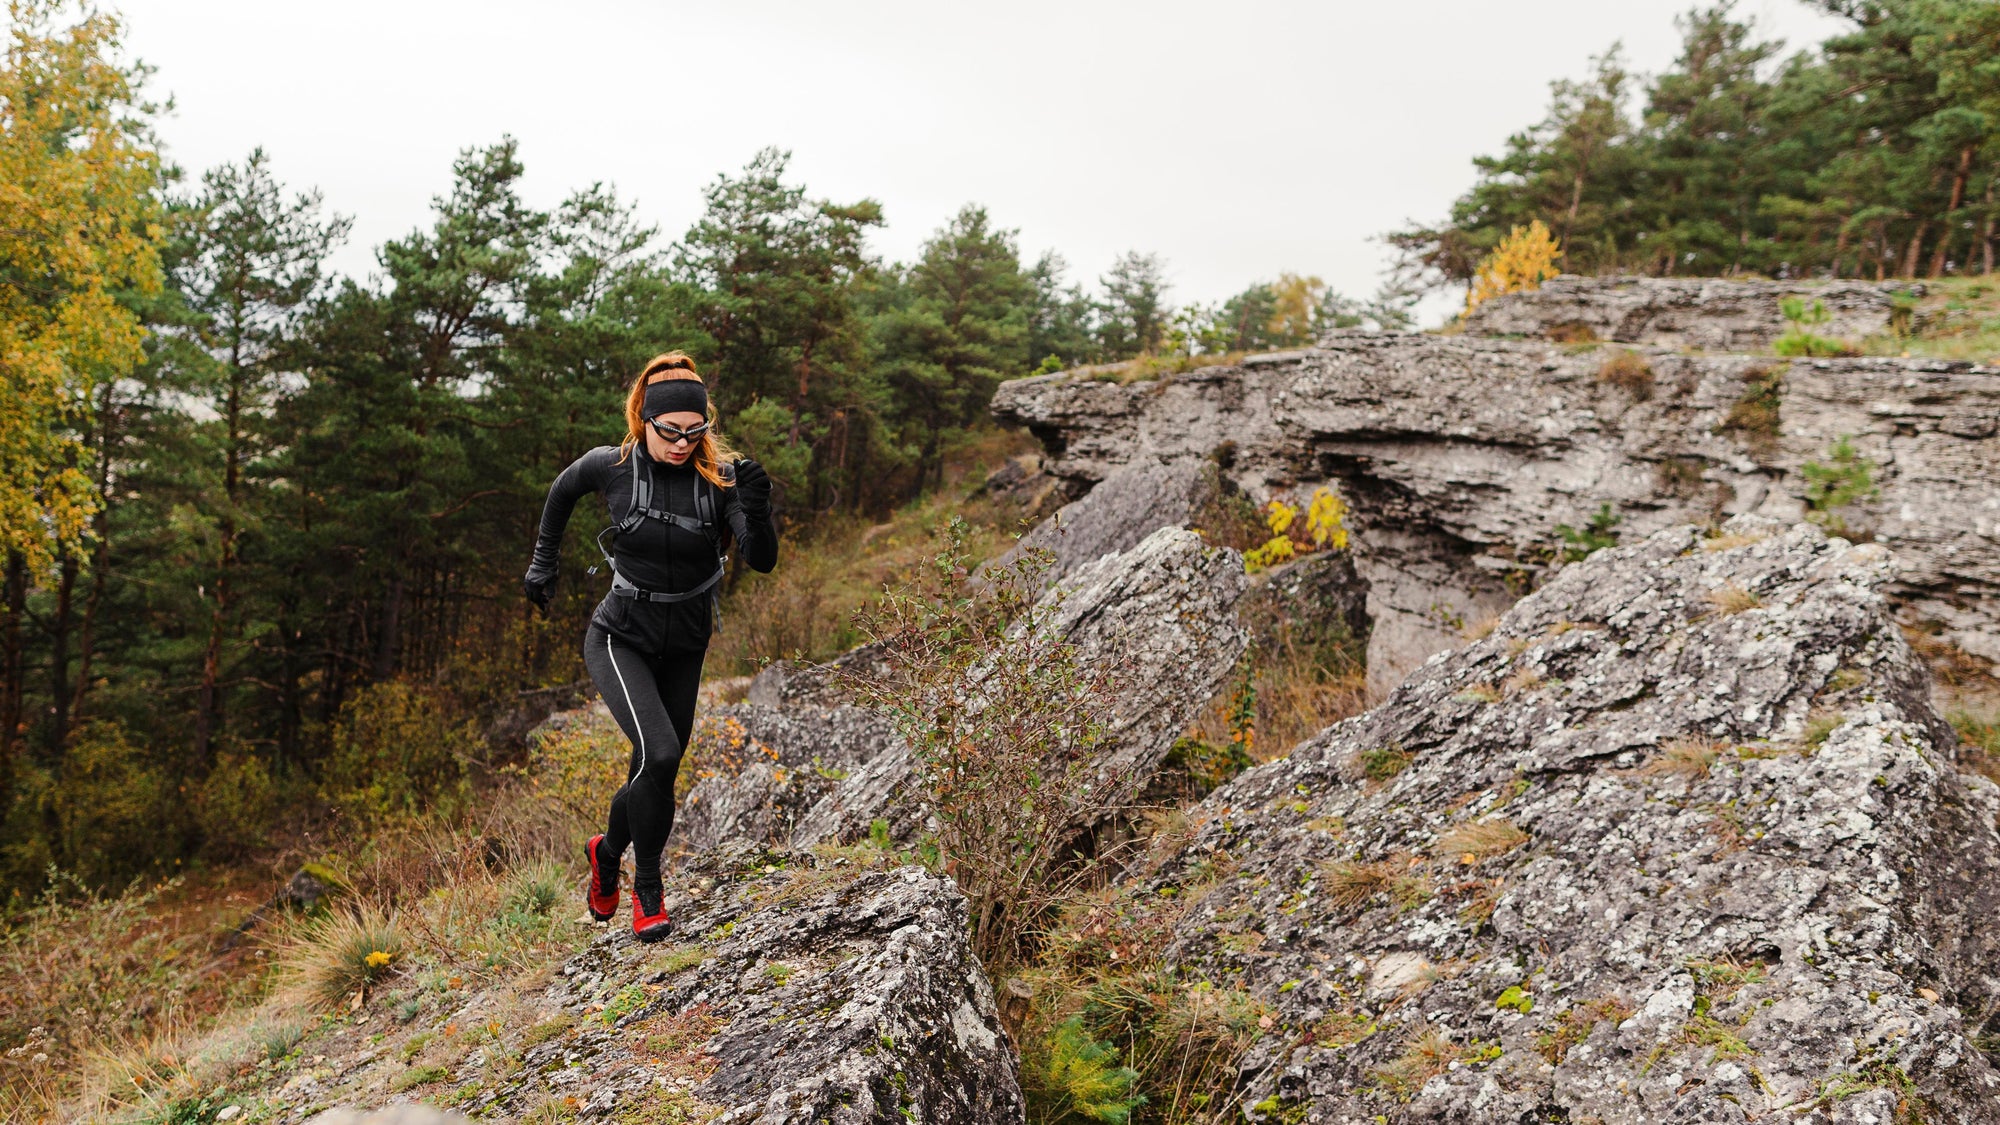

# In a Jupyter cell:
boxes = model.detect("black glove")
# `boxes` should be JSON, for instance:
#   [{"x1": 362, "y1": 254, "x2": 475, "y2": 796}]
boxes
[
  {"x1": 732, "y1": 458, "x2": 772, "y2": 512},
  {"x1": 522, "y1": 564, "x2": 558, "y2": 614}
]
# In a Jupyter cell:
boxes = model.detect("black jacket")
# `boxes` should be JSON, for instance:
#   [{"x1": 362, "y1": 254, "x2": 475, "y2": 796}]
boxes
[{"x1": 528, "y1": 443, "x2": 778, "y2": 655}]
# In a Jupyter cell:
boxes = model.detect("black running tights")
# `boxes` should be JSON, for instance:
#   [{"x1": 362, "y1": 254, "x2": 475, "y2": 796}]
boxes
[{"x1": 582, "y1": 623, "x2": 705, "y2": 887}]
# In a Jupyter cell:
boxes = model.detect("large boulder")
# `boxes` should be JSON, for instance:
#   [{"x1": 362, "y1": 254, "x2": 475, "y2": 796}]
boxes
[
  {"x1": 1461, "y1": 274, "x2": 1922, "y2": 350},
  {"x1": 992, "y1": 329, "x2": 2000, "y2": 689},
  {"x1": 793, "y1": 526, "x2": 1250, "y2": 847},
  {"x1": 549, "y1": 852, "x2": 1024, "y2": 1124},
  {"x1": 982, "y1": 458, "x2": 1216, "y2": 587},
  {"x1": 1129, "y1": 519, "x2": 2000, "y2": 1121}
]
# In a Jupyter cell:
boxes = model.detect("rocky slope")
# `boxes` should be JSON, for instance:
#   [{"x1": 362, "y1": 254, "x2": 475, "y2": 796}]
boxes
[
  {"x1": 214, "y1": 847, "x2": 1020, "y2": 1125},
  {"x1": 1460, "y1": 275, "x2": 1921, "y2": 350},
  {"x1": 992, "y1": 293, "x2": 2000, "y2": 691},
  {"x1": 682, "y1": 525, "x2": 1250, "y2": 852},
  {"x1": 1126, "y1": 517, "x2": 2000, "y2": 1122}
]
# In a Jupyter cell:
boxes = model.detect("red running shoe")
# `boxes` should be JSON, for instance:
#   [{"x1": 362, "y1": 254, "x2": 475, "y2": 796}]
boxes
[
  {"x1": 584, "y1": 834, "x2": 620, "y2": 922},
  {"x1": 631, "y1": 881, "x2": 673, "y2": 944}
]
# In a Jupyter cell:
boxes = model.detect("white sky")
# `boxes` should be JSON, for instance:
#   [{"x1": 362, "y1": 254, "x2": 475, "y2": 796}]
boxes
[{"x1": 117, "y1": 0, "x2": 1848, "y2": 323}]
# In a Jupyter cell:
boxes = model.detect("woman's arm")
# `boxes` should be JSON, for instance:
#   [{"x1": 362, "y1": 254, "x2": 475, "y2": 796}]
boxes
[
  {"x1": 724, "y1": 458, "x2": 779, "y2": 573},
  {"x1": 523, "y1": 447, "x2": 611, "y2": 606}
]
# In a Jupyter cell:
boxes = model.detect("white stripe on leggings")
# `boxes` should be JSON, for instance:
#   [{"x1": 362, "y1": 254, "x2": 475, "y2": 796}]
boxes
[{"x1": 604, "y1": 633, "x2": 646, "y2": 776}]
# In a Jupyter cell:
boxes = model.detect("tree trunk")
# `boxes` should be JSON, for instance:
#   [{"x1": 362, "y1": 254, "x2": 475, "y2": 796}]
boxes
[
  {"x1": 194, "y1": 371, "x2": 245, "y2": 766},
  {"x1": 1900, "y1": 221, "x2": 1929, "y2": 279},
  {"x1": 47, "y1": 553, "x2": 76, "y2": 752},
  {"x1": 70, "y1": 381, "x2": 118, "y2": 730},
  {"x1": 374, "y1": 569, "x2": 405, "y2": 680},
  {"x1": 1929, "y1": 146, "x2": 1976, "y2": 278},
  {"x1": 1, "y1": 550, "x2": 25, "y2": 807}
]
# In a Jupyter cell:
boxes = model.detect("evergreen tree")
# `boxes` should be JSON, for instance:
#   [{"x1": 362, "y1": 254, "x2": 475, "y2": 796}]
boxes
[
  {"x1": 1024, "y1": 251, "x2": 1098, "y2": 367},
  {"x1": 1096, "y1": 251, "x2": 1170, "y2": 359},
  {"x1": 873, "y1": 206, "x2": 1031, "y2": 488}
]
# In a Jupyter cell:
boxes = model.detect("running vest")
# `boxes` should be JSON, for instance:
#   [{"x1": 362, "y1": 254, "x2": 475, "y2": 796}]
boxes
[{"x1": 589, "y1": 457, "x2": 730, "y2": 611}]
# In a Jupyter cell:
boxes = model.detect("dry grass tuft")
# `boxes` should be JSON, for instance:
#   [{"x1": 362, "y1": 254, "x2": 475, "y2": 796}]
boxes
[
  {"x1": 277, "y1": 905, "x2": 405, "y2": 1009},
  {"x1": 1502, "y1": 667, "x2": 1545, "y2": 696},
  {"x1": 1434, "y1": 820, "x2": 1529, "y2": 863},
  {"x1": 1707, "y1": 583, "x2": 1762, "y2": 615},
  {"x1": 1372, "y1": 1027, "x2": 1465, "y2": 1099},
  {"x1": 1598, "y1": 350, "x2": 1655, "y2": 400},
  {"x1": 1643, "y1": 736, "x2": 1727, "y2": 780},
  {"x1": 1535, "y1": 995, "x2": 1636, "y2": 1064},
  {"x1": 1318, "y1": 860, "x2": 1394, "y2": 912}
]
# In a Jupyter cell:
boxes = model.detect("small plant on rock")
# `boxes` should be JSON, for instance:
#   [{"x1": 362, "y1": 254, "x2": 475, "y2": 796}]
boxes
[
  {"x1": 1555, "y1": 503, "x2": 1621, "y2": 562},
  {"x1": 282, "y1": 906, "x2": 404, "y2": 1008},
  {"x1": 1034, "y1": 1018, "x2": 1144, "y2": 1125},
  {"x1": 1775, "y1": 297, "x2": 1852, "y2": 357},
  {"x1": 840, "y1": 517, "x2": 1127, "y2": 964},
  {"x1": 1800, "y1": 435, "x2": 1878, "y2": 537},
  {"x1": 1597, "y1": 350, "x2": 1654, "y2": 400}
]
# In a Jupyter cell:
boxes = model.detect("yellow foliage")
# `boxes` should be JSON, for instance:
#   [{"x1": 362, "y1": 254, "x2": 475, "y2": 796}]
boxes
[
  {"x1": 1305, "y1": 487, "x2": 1348, "y2": 550},
  {"x1": 1268, "y1": 272, "x2": 1326, "y2": 342},
  {"x1": 1465, "y1": 220, "x2": 1561, "y2": 315},
  {"x1": 1242, "y1": 487, "x2": 1348, "y2": 571},
  {"x1": 0, "y1": 2, "x2": 164, "y2": 573}
]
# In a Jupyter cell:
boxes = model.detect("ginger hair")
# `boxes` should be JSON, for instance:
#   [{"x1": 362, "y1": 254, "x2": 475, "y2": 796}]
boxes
[{"x1": 617, "y1": 352, "x2": 739, "y2": 489}]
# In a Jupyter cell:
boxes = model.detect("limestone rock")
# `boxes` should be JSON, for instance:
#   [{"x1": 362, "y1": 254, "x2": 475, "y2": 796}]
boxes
[
  {"x1": 554, "y1": 854, "x2": 1023, "y2": 1124},
  {"x1": 1461, "y1": 274, "x2": 1922, "y2": 350},
  {"x1": 792, "y1": 526, "x2": 1250, "y2": 847},
  {"x1": 991, "y1": 330, "x2": 2000, "y2": 688},
  {"x1": 982, "y1": 458, "x2": 1215, "y2": 587},
  {"x1": 674, "y1": 703, "x2": 899, "y2": 853},
  {"x1": 1130, "y1": 519, "x2": 2000, "y2": 1122}
]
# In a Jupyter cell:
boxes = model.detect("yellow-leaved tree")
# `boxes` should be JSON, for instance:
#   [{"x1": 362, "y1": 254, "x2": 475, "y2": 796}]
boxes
[
  {"x1": 0, "y1": 0, "x2": 163, "y2": 577},
  {"x1": 1464, "y1": 220, "x2": 1561, "y2": 315}
]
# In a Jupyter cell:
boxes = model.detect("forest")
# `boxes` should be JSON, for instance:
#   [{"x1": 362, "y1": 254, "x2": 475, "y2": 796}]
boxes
[
  {"x1": 1392, "y1": 0, "x2": 2000, "y2": 287},
  {"x1": 0, "y1": 1, "x2": 1401, "y2": 897}
]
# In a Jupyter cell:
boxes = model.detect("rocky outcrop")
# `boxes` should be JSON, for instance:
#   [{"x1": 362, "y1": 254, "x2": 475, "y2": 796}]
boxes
[
  {"x1": 1461, "y1": 274, "x2": 1921, "y2": 350},
  {"x1": 793, "y1": 526, "x2": 1249, "y2": 847},
  {"x1": 1131, "y1": 518, "x2": 2000, "y2": 1121},
  {"x1": 553, "y1": 850, "x2": 1022, "y2": 1124},
  {"x1": 674, "y1": 703, "x2": 899, "y2": 853},
  {"x1": 982, "y1": 458, "x2": 1216, "y2": 587},
  {"x1": 992, "y1": 327, "x2": 2000, "y2": 690},
  {"x1": 276, "y1": 848, "x2": 1022, "y2": 1125}
]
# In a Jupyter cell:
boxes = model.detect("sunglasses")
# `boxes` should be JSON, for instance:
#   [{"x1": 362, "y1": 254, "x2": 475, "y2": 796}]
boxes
[{"x1": 647, "y1": 418, "x2": 710, "y2": 445}]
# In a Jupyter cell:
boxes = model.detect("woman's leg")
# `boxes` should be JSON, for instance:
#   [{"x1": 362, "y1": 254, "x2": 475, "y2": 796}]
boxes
[{"x1": 583, "y1": 628, "x2": 685, "y2": 894}]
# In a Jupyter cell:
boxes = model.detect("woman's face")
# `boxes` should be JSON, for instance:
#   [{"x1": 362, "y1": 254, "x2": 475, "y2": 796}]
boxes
[{"x1": 644, "y1": 410, "x2": 707, "y2": 465}]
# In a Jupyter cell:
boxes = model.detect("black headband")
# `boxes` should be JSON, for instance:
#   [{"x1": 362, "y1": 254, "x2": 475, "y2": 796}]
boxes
[{"x1": 643, "y1": 377, "x2": 708, "y2": 419}]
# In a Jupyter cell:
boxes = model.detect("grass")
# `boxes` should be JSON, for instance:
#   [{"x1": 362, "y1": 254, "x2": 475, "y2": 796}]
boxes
[
  {"x1": 1433, "y1": 820, "x2": 1528, "y2": 863},
  {"x1": 1642, "y1": 736, "x2": 1727, "y2": 780},
  {"x1": 1707, "y1": 583, "x2": 1762, "y2": 615},
  {"x1": 1371, "y1": 1027, "x2": 1464, "y2": 1100},
  {"x1": 1597, "y1": 350, "x2": 1654, "y2": 399},
  {"x1": 705, "y1": 426, "x2": 1041, "y2": 679},
  {"x1": 1534, "y1": 995, "x2": 1636, "y2": 1064},
  {"x1": 1357, "y1": 746, "x2": 1414, "y2": 781},
  {"x1": 1860, "y1": 277, "x2": 2000, "y2": 364},
  {"x1": 1948, "y1": 703, "x2": 2000, "y2": 785}
]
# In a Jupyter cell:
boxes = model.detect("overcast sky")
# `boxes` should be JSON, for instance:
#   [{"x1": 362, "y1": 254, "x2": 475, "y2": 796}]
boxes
[{"x1": 116, "y1": 1, "x2": 1848, "y2": 321}]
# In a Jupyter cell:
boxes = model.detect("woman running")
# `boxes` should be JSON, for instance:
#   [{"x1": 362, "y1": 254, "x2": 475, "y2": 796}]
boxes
[{"x1": 521, "y1": 352, "x2": 777, "y2": 941}]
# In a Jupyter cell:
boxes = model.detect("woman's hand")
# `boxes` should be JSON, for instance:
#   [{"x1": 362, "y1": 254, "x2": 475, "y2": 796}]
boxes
[
  {"x1": 732, "y1": 458, "x2": 772, "y2": 512},
  {"x1": 522, "y1": 564, "x2": 558, "y2": 613}
]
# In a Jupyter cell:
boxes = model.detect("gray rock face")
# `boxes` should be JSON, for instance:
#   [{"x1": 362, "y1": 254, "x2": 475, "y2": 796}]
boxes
[
  {"x1": 1136, "y1": 519, "x2": 2000, "y2": 1122},
  {"x1": 982, "y1": 458, "x2": 1215, "y2": 587},
  {"x1": 552, "y1": 854, "x2": 1024, "y2": 1124},
  {"x1": 674, "y1": 703, "x2": 900, "y2": 853},
  {"x1": 793, "y1": 526, "x2": 1250, "y2": 847},
  {"x1": 991, "y1": 330, "x2": 2000, "y2": 688},
  {"x1": 1461, "y1": 274, "x2": 1922, "y2": 350}
]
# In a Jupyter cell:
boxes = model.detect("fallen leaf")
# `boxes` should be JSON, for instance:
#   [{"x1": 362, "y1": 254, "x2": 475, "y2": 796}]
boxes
[{"x1": 1918, "y1": 988, "x2": 1939, "y2": 1003}]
